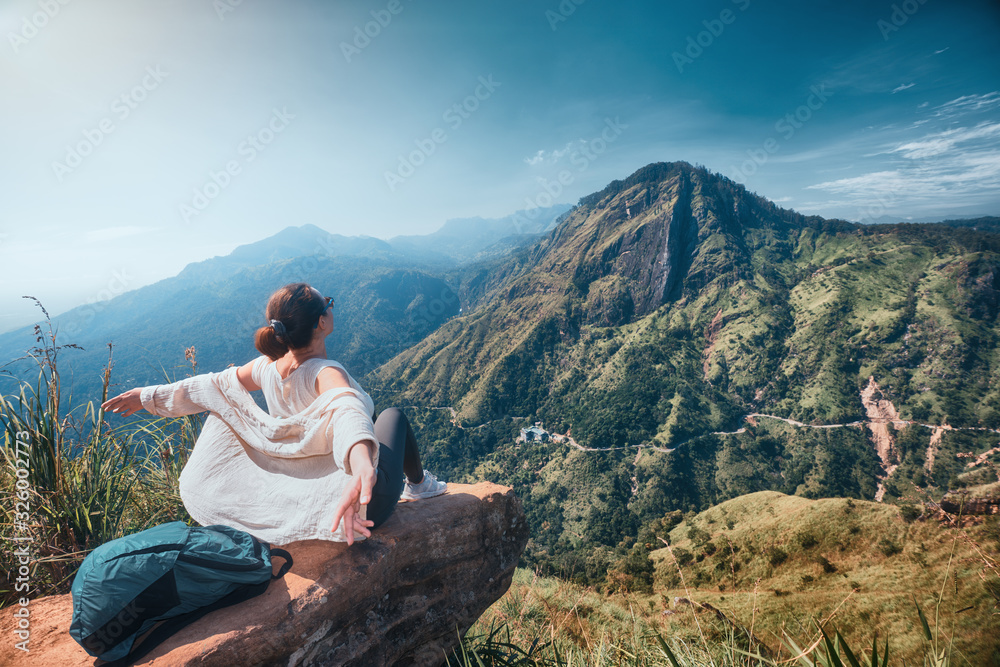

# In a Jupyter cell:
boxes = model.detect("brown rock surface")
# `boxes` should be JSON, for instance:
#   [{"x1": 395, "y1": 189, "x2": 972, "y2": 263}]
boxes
[
  {"x1": 940, "y1": 493, "x2": 1000, "y2": 515},
  {"x1": 1, "y1": 482, "x2": 528, "y2": 667}
]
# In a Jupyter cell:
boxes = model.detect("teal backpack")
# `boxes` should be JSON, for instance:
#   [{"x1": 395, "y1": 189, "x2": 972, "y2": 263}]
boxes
[{"x1": 69, "y1": 521, "x2": 292, "y2": 666}]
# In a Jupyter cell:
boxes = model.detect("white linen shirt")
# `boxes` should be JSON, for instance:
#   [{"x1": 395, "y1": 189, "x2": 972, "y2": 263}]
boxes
[{"x1": 139, "y1": 356, "x2": 379, "y2": 545}]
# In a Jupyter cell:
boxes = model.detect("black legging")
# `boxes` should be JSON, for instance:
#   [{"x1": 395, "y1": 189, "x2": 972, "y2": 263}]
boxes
[{"x1": 366, "y1": 407, "x2": 425, "y2": 528}]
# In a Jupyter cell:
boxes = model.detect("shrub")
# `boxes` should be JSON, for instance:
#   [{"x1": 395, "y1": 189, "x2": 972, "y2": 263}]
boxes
[
  {"x1": 797, "y1": 532, "x2": 818, "y2": 549},
  {"x1": 687, "y1": 525, "x2": 710, "y2": 545},
  {"x1": 879, "y1": 538, "x2": 902, "y2": 557},
  {"x1": 900, "y1": 503, "x2": 921, "y2": 523},
  {"x1": 767, "y1": 546, "x2": 788, "y2": 567},
  {"x1": 671, "y1": 547, "x2": 693, "y2": 566},
  {"x1": 816, "y1": 555, "x2": 837, "y2": 573}
]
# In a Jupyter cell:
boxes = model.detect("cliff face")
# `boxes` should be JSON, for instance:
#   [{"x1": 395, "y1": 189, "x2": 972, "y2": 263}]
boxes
[
  {"x1": 551, "y1": 161, "x2": 817, "y2": 324},
  {"x1": 561, "y1": 167, "x2": 699, "y2": 322},
  {"x1": 554, "y1": 164, "x2": 732, "y2": 322},
  {"x1": 0, "y1": 483, "x2": 528, "y2": 667}
]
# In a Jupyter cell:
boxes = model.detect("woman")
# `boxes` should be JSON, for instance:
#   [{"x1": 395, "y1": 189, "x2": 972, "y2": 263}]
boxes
[{"x1": 101, "y1": 282, "x2": 447, "y2": 545}]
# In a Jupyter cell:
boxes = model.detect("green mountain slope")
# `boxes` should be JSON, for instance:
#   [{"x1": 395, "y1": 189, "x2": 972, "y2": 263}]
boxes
[
  {"x1": 369, "y1": 161, "x2": 1000, "y2": 571},
  {"x1": 376, "y1": 162, "x2": 1000, "y2": 429}
]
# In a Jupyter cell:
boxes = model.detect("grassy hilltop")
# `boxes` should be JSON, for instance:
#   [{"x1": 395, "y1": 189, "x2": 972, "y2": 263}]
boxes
[{"x1": 460, "y1": 492, "x2": 1000, "y2": 665}]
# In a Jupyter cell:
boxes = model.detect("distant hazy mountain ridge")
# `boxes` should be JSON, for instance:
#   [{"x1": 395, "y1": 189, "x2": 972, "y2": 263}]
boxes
[{"x1": 0, "y1": 206, "x2": 569, "y2": 400}]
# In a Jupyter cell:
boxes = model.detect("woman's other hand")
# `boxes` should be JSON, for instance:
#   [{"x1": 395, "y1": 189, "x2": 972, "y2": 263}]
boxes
[
  {"x1": 332, "y1": 442, "x2": 377, "y2": 545},
  {"x1": 101, "y1": 388, "x2": 145, "y2": 417},
  {"x1": 331, "y1": 474, "x2": 376, "y2": 545}
]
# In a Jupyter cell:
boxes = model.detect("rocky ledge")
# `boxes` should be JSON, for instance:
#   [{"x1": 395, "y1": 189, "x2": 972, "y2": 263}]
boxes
[
  {"x1": 940, "y1": 492, "x2": 1000, "y2": 515},
  {"x1": 1, "y1": 482, "x2": 528, "y2": 667}
]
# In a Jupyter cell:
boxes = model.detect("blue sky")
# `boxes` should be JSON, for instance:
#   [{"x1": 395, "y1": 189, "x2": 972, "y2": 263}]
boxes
[{"x1": 2, "y1": 0, "x2": 999, "y2": 333}]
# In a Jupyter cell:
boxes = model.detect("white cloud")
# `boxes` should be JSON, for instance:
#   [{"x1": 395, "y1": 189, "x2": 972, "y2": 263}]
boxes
[
  {"x1": 891, "y1": 83, "x2": 915, "y2": 94},
  {"x1": 524, "y1": 150, "x2": 545, "y2": 166},
  {"x1": 933, "y1": 47, "x2": 949, "y2": 55},
  {"x1": 933, "y1": 92, "x2": 1000, "y2": 118},
  {"x1": 523, "y1": 139, "x2": 586, "y2": 166},
  {"x1": 808, "y1": 149, "x2": 1000, "y2": 202},
  {"x1": 808, "y1": 171, "x2": 911, "y2": 197},
  {"x1": 807, "y1": 108, "x2": 1000, "y2": 221},
  {"x1": 891, "y1": 122, "x2": 1000, "y2": 159}
]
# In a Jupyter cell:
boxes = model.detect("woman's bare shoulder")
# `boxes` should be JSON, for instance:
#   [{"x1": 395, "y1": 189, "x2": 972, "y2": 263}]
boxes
[
  {"x1": 237, "y1": 357, "x2": 264, "y2": 392},
  {"x1": 315, "y1": 364, "x2": 352, "y2": 395}
]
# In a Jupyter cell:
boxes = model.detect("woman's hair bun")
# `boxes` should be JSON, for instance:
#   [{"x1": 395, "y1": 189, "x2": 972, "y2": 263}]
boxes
[{"x1": 254, "y1": 283, "x2": 326, "y2": 360}]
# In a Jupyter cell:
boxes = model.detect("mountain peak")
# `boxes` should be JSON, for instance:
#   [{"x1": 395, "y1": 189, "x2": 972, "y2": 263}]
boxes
[
  {"x1": 578, "y1": 161, "x2": 705, "y2": 208},
  {"x1": 576, "y1": 161, "x2": 786, "y2": 217},
  {"x1": 516, "y1": 160, "x2": 860, "y2": 326}
]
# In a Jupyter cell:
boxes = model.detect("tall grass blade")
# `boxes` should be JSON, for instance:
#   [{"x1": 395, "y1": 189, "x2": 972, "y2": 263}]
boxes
[
  {"x1": 913, "y1": 597, "x2": 932, "y2": 642},
  {"x1": 836, "y1": 632, "x2": 861, "y2": 667},
  {"x1": 653, "y1": 632, "x2": 682, "y2": 667},
  {"x1": 818, "y1": 623, "x2": 844, "y2": 667}
]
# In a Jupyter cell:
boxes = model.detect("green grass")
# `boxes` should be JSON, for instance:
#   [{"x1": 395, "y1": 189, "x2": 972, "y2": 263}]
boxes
[
  {"x1": 0, "y1": 303, "x2": 198, "y2": 604},
  {"x1": 446, "y1": 565, "x2": 988, "y2": 666},
  {"x1": 646, "y1": 492, "x2": 1000, "y2": 665}
]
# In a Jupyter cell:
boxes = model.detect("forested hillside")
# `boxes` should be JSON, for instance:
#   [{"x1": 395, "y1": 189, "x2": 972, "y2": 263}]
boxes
[{"x1": 368, "y1": 161, "x2": 1000, "y2": 576}]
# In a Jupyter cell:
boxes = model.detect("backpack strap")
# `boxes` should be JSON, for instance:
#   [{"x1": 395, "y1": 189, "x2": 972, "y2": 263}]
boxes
[{"x1": 270, "y1": 548, "x2": 293, "y2": 579}]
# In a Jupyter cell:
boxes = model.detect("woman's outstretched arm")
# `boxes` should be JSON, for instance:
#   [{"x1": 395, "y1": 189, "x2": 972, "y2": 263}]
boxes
[
  {"x1": 103, "y1": 358, "x2": 261, "y2": 418},
  {"x1": 331, "y1": 443, "x2": 377, "y2": 544}
]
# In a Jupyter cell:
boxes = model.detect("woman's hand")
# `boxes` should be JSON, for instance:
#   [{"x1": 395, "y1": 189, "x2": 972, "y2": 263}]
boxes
[
  {"x1": 331, "y1": 442, "x2": 377, "y2": 545},
  {"x1": 101, "y1": 388, "x2": 145, "y2": 417},
  {"x1": 332, "y1": 474, "x2": 376, "y2": 545}
]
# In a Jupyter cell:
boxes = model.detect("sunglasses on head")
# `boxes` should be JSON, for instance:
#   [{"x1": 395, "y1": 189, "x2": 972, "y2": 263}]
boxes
[{"x1": 314, "y1": 296, "x2": 334, "y2": 328}]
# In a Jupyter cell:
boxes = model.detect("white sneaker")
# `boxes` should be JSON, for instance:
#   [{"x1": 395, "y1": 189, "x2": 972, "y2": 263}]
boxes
[{"x1": 400, "y1": 470, "x2": 448, "y2": 500}]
